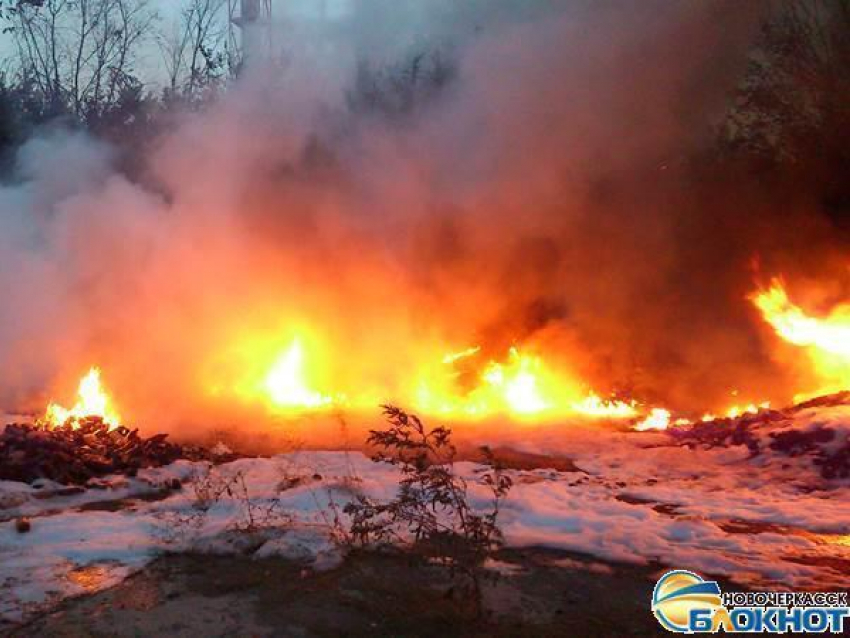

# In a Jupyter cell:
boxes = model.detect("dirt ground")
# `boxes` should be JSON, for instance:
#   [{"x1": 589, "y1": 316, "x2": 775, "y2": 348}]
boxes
[{"x1": 5, "y1": 548, "x2": 672, "y2": 637}]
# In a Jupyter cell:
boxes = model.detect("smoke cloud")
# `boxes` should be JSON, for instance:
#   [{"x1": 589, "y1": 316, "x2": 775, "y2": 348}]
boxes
[{"x1": 1, "y1": 0, "x2": 842, "y2": 436}]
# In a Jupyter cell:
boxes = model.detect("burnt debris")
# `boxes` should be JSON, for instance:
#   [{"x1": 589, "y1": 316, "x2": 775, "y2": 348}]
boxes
[
  {"x1": 668, "y1": 392, "x2": 850, "y2": 480},
  {"x1": 0, "y1": 417, "x2": 236, "y2": 486}
]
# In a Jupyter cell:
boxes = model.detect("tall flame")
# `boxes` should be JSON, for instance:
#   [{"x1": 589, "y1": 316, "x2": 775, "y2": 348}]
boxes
[
  {"x1": 44, "y1": 367, "x2": 122, "y2": 429},
  {"x1": 752, "y1": 279, "x2": 850, "y2": 358},
  {"x1": 752, "y1": 278, "x2": 850, "y2": 395}
]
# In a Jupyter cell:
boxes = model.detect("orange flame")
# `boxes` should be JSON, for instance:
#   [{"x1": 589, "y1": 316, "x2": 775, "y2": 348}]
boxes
[
  {"x1": 417, "y1": 346, "x2": 640, "y2": 421},
  {"x1": 264, "y1": 339, "x2": 332, "y2": 409},
  {"x1": 634, "y1": 408, "x2": 671, "y2": 431},
  {"x1": 752, "y1": 278, "x2": 850, "y2": 396},
  {"x1": 752, "y1": 280, "x2": 850, "y2": 358},
  {"x1": 571, "y1": 393, "x2": 638, "y2": 419},
  {"x1": 203, "y1": 324, "x2": 781, "y2": 429},
  {"x1": 724, "y1": 402, "x2": 770, "y2": 419},
  {"x1": 44, "y1": 367, "x2": 122, "y2": 429}
]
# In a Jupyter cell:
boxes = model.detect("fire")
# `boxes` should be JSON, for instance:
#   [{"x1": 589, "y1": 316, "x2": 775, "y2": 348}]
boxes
[
  {"x1": 753, "y1": 280, "x2": 850, "y2": 358},
  {"x1": 202, "y1": 328, "x2": 343, "y2": 414},
  {"x1": 45, "y1": 331, "x2": 778, "y2": 434},
  {"x1": 415, "y1": 346, "x2": 567, "y2": 419},
  {"x1": 39, "y1": 344, "x2": 775, "y2": 436},
  {"x1": 205, "y1": 321, "x2": 785, "y2": 428},
  {"x1": 631, "y1": 399, "x2": 772, "y2": 432},
  {"x1": 696, "y1": 401, "x2": 770, "y2": 424},
  {"x1": 33, "y1": 280, "x2": 843, "y2": 435},
  {"x1": 634, "y1": 408, "x2": 671, "y2": 431},
  {"x1": 481, "y1": 348, "x2": 551, "y2": 414},
  {"x1": 441, "y1": 346, "x2": 481, "y2": 365},
  {"x1": 571, "y1": 393, "x2": 638, "y2": 418},
  {"x1": 725, "y1": 402, "x2": 769, "y2": 419},
  {"x1": 44, "y1": 367, "x2": 121, "y2": 429},
  {"x1": 417, "y1": 346, "x2": 639, "y2": 421},
  {"x1": 207, "y1": 330, "x2": 658, "y2": 424},
  {"x1": 264, "y1": 339, "x2": 332, "y2": 409},
  {"x1": 752, "y1": 278, "x2": 850, "y2": 394}
]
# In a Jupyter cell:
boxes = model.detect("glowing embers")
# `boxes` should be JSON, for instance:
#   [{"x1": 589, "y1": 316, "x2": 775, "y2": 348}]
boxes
[
  {"x1": 44, "y1": 367, "x2": 122, "y2": 429},
  {"x1": 752, "y1": 278, "x2": 850, "y2": 394},
  {"x1": 264, "y1": 339, "x2": 332, "y2": 409}
]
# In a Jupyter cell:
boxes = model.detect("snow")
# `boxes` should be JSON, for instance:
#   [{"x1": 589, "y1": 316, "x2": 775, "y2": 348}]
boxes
[
  {"x1": 0, "y1": 460, "x2": 200, "y2": 522},
  {"x1": 1, "y1": 406, "x2": 849, "y2": 626}
]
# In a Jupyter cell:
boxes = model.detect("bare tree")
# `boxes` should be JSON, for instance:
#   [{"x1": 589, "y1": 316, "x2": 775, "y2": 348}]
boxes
[
  {"x1": 723, "y1": 0, "x2": 849, "y2": 162},
  {"x1": 8, "y1": 0, "x2": 68, "y2": 110},
  {"x1": 5, "y1": 0, "x2": 157, "y2": 119},
  {"x1": 721, "y1": 0, "x2": 850, "y2": 227},
  {"x1": 157, "y1": 0, "x2": 228, "y2": 98}
]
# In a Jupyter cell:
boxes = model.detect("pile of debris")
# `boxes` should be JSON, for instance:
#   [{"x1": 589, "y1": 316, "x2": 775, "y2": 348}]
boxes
[
  {"x1": 0, "y1": 417, "x2": 236, "y2": 485},
  {"x1": 669, "y1": 392, "x2": 850, "y2": 480}
]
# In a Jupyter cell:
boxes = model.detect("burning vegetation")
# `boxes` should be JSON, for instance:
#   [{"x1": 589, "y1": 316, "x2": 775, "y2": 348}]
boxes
[{"x1": 20, "y1": 270, "x2": 850, "y2": 437}]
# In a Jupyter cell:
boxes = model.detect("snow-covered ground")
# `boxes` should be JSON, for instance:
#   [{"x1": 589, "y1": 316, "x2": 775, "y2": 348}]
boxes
[{"x1": 1, "y1": 405, "x2": 848, "y2": 626}]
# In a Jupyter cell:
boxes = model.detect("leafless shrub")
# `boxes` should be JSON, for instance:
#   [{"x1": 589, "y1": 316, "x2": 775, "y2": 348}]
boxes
[
  {"x1": 274, "y1": 421, "x2": 363, "y2": 547},
  {"x1": 344, "y1": 405, "x2": 512, "y2": 615},
  {"x1": 156, "y1": 464, "x2": 290, "y2": 544}
]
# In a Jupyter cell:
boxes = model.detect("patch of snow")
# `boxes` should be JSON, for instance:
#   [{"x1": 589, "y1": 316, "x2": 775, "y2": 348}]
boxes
[
  {"x1": 0, "y1": 460, "x2": 200, "y2": 523},
  {"x1": 254, "y1": 526, "x2": 345, "y2": 571},
  {"x1": 2, "y1": 405, "x2": 849, "y2": 626},
  {"x1": 482, "y1": 558, "x2": 525, "y2": 576}
]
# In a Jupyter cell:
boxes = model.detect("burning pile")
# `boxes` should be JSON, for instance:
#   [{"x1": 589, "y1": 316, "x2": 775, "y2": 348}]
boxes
[
  {"x1": 1, "y1": 367, "x2": 233, "y2": 485},
  {"x1": 0, "y1": 418, "x2": 216, "y2": 485},
  {"x1": 43, "y1": 368, "x2": 122, "y2": 430}
]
